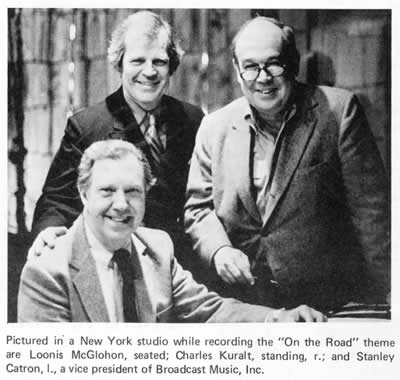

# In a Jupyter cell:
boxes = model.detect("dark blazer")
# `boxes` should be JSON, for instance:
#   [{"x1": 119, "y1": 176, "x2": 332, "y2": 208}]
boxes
[
  {"x1": 18, "y1": 216, "x2": 269, "y2": 323},
  {"x1": 32, "y1": 88, "x2": 204, "y2": 264},
  {"x1": 185, "y1": 83, "x2": 390, "y2": 311}
]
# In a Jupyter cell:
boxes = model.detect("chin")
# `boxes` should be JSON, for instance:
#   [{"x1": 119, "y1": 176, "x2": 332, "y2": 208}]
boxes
[
  {"x1": 108, "y1": 232, "x2": 131, "y2": 246},
  {"x1": 134, "y1": 97, "x2": 158, "y2": 110},
  {"x1": 256, "y1": 100, "x2": 285, "y2": 115},
  {"x1": 143, "y1": 93, "x2": 162, "y2": 103},
  {"x1": 106, "y1": 222, "x2": 134, "y2": 236}
]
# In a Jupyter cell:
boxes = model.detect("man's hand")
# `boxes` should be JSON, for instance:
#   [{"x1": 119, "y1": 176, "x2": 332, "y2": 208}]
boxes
[
  {"x1": 275, "y1": 305, "x2": 327, "y2": 322},
  {"x1": 27, "y1": 226, "x2": 67, "y2": 259},
  {"x1": 213, "y1": 246, "x2": 255, "y2": 285}
]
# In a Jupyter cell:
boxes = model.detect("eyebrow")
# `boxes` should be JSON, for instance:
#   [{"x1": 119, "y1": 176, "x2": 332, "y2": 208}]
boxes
[
  {"x1": 126, "y1": 186, "x2": 144, "y2": 192},
  {"x1": 241, "y1": 55, "x2": 282, "y2": 64}
]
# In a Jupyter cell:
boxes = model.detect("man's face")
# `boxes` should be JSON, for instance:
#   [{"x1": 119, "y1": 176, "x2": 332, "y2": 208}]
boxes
[
  {"x1": 80, "y1": 156, "x2": 146, "y2": 251},
  {"x1": 234, "y1": 20, "x2": 293, "y2": 118},
  {"x1": 121, "y1": 27, "x2": 170, "y2": 111}
]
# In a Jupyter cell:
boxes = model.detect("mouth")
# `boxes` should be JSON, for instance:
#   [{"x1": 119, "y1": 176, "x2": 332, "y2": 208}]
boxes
[
  {"x1": 105, "y1": 215, "x2": 133, "y2": 225},
  {"x1": 136, "y1": 80, "x2": 160, "y2": 87},
  {"x1": 256, "y1": 88, "x2": 277, "y2": 95}
]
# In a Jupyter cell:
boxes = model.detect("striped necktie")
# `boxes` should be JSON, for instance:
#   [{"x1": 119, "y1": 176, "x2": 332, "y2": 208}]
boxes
[{"x1": 142, "y1": 112, "x2": 164, "y2": 166}]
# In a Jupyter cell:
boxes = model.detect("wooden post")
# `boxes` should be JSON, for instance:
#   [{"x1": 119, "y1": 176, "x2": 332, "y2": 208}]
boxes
[
  {"x1": 8, "y1": 8, "x2": 28, "y2": 237},
  {"x1": 199, "y1": 9, "x2": 209, "y2": 114}
]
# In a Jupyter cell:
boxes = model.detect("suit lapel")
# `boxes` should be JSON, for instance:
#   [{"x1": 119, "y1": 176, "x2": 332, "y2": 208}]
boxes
[
  {"x1": 231, "y1": 99, "x2": 261, "y2": 223},
  {"x1": 105, "y1": 87, "x2": 155, "y2": 168},
  {"x1": 262, "y1": 88, "x2": 319, "y2": 228},
  {"x1": 106, "y1": 87, "x2": 136, "y2": 139},
  {"x1": 70, "y1": 217, "x2": 157, "y2": 323},
  {"x1": 70, "y1": 217, "x2": 110, "y2": 322},
  {"x1": 157, "y1": 96, "x2": 189, "y2": 174},
  {"x1": 162, "y1": 96, "x2": 185, "y2": 149}
]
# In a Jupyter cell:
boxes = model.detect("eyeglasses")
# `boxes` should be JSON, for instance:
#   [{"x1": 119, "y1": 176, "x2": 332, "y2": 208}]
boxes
[{"x1": 240, "y1": 63, "x2": 286, "y2": 82}]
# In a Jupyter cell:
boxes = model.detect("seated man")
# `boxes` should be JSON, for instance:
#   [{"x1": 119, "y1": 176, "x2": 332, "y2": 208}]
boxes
[{"x1": 18, "y1": 140, "x2": 326, "y2": 323}]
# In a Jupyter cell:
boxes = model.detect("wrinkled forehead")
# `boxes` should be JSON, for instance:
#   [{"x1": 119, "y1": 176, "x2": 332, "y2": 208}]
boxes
[{"x1": 235, "y1": 20, "x2": 285, "y2": 60}]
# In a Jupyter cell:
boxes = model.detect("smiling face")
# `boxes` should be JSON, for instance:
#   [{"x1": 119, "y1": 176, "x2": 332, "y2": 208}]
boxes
[
  {"x1": 80, "y1": 155, "x2": 146, "y2": 251},
  {"x1": 121, "y1": 26, "x2": 170, "y2": 111},
  {"x1": 234, "y1": 19, "x2": 293, "y2": 119}
]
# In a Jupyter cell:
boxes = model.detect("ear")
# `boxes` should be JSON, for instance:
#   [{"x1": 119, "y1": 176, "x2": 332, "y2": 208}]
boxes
[
  {"x1": 232, "y1": 59, "x2": 242, "y2": 83},
  {"x1": 117, "y1": 52, "x2": 124, "y2": 74},
  {"x1": 78, "y1": 186, "x2": 88, "y2": 207}
]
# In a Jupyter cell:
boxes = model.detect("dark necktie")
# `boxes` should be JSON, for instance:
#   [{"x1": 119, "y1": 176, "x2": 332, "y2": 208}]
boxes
[{"x1": 112, "y1": 248, "x2": 138, "y2": 322}]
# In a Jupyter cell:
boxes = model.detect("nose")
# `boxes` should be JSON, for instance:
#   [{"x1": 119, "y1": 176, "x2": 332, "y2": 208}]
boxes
[
  {"x1": 142, "y1": 60, "x2": 157, "y2": 77},
  {"x1": 256, "y1": 67, "x2": 273, "y2": 82},
  {"x1": 112, "y1": 190, "x2": 129, "y2": 211}
]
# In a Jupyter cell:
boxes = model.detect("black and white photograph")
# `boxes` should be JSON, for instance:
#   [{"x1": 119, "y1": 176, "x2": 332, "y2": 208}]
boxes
[{"x1": 3, "y1": 3, "x2": 399, "y2": 379}]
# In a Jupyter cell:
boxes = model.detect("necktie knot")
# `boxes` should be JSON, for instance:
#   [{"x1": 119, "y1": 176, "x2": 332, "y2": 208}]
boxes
[
  {"x1": 112, "y1": 248, "x2": 131, "y2": 267},
  {"x1": 112, "y1": 249, "x2": 132, "y2": 276},
  {"x1": 148, "y1": 112, "x2": 156, "y2": 130},
  {"x1": 142, "y1": 112, "x2": 157, "y2": 133}
]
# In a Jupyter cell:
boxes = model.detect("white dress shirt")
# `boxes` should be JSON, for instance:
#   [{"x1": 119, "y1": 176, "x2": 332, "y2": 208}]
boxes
[{"x1": 85, "y1": 222, "x2": 126, "y2": 322}]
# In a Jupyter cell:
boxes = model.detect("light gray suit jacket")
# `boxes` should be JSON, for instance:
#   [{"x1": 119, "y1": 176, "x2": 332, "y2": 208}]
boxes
[
  {"x1": 185, "y1": 83, "x2": 390, "y2": 310},
  {"x1": 18, "y1": 216, "x2": 269, "y2": 322}
]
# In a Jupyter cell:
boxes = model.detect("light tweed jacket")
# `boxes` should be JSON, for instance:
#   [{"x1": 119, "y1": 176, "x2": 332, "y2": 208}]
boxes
[{"x1": 18, "y1": 216, "x2": 269, "y2": 322}]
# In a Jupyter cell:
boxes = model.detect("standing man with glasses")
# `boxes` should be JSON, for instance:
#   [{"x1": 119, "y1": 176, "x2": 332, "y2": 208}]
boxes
[
  {"x1": 30, "y1": 11, "x2": 204, "y2": 270},
  {"x1": 185, "y1": 17, "x2": 390, "y2": 313}
]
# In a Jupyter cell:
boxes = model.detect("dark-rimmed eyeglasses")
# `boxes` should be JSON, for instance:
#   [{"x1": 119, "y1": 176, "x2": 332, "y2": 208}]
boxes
[{"x1": 240, "y1": 63, "x2": 286, "y2": 82}]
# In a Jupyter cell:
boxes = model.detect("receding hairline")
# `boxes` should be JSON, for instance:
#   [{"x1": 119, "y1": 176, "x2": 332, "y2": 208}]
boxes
[{"x1": 234, "y1": 18, "x2": 286, "y2": 53}]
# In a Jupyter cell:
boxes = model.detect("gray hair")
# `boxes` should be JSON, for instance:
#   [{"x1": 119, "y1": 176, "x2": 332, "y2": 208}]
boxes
[
  {"x1": 107, "y1": 10, "x2": 183, "y2": 75},
  {"x1": 232, "y1": 16, "x2": 300, "y2": 77},
  {"x1": 78, "y1": 139, "x2": 154, "y2": 193}
]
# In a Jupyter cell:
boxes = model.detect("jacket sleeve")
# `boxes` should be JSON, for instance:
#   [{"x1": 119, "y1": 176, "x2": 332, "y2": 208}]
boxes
[
  {"x1": 31, "y1": 117, "x2": 84, "y2": 239},
  {"x1": 18, "y1": 254, "x2": 71, "y2": 322},
  {"x1": 338, "y1": 93, "x2": 390, "y2": 301},
  {"x1": 170, "y1": 255, "x2": 269, "y2": 323},
  {"x1": 184, "y1": 118, "x2": 232, "y2": 268}
]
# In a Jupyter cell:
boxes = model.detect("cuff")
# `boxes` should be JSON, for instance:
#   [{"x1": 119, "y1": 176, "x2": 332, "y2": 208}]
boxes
[{"x1": 265, "y1": 308, "x2": 285, "y2": 323}]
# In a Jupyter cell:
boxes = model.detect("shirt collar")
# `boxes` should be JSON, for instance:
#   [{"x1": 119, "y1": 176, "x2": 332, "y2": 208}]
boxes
[
  {"x1": 85, "y1": 220, "x2": 114, "y2": 269},
  {"x1": 244, "y1": 101, "x2": 297, "y2": 137},
  {"x1": 84, "y1": 218, "x2": 131, "y2": 269},
  {"x1": 123, "y1": 93, "x2": 161, "y2": 126},
  {"x1": 129, "y1": 103, "x2": 147, "y2": 125},
  {"x1": 131, "y1": 233, "x2": 147, "y2": 257}
]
